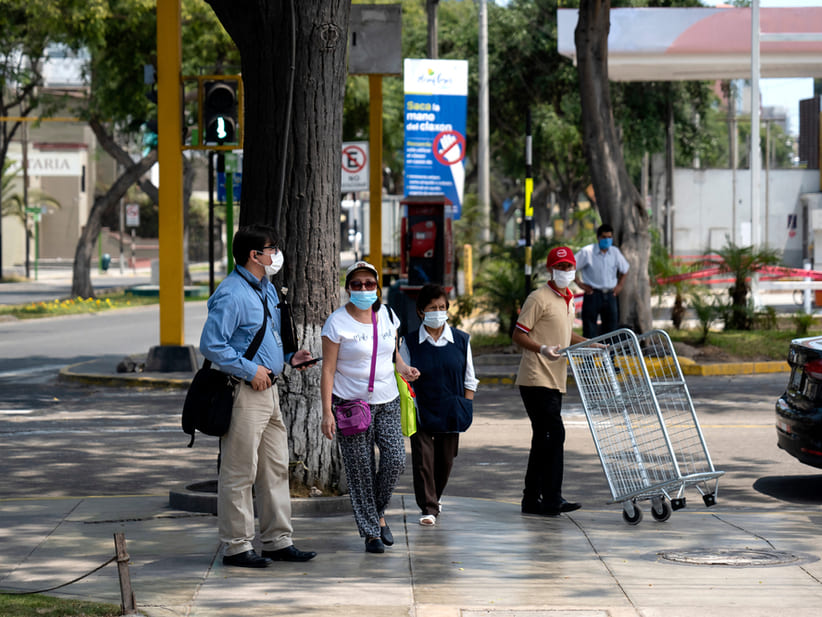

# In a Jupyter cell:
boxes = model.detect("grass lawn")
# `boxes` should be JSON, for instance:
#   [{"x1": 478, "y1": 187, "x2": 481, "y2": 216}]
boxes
[{"x1": 0, "y1": 594, "x2": 121, "y2": 617}]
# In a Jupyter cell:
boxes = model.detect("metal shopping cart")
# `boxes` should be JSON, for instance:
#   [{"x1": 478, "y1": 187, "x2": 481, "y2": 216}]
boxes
[{"x1": 563, "y1": 328, "x2": 723, "y2": 525}]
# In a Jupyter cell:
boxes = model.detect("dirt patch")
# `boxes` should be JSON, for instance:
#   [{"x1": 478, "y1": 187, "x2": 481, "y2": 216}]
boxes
[{"x1": 673, "y1": 341, "x2": 770, "y2": 363}]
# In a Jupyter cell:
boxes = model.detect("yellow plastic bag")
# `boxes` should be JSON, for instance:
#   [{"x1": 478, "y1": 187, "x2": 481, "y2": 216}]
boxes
[{"x1": 396, "y1": 371, "x2": 417, "y2": 437}]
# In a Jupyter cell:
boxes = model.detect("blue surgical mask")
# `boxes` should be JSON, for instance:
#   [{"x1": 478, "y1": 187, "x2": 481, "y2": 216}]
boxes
[
  {"x1": 350, "y1": 290, "x2": 377, "y2": 310},
  {"x1": 423, "y1": 310, "x2": 448, "y2": 329},
  {"x1": 599, "y1": 237, "x2": 613, "y2": 251}
]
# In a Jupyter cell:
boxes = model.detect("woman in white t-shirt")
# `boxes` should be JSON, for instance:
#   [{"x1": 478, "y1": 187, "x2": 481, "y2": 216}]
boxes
[{"x1": 321, "y1": 261, "x2": 419, "y2": 554}]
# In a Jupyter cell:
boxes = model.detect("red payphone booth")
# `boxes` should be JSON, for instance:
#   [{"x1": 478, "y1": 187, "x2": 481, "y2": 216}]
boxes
[{"x1": 400, "y1": 195, "x2": 454, "y2": 295}]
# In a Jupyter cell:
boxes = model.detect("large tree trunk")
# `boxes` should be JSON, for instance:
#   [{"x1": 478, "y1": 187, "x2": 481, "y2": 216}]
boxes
[
  {"x1": 206, "y1": 0, "x2": 349, "y2": 491},
  {"x1": 575, "y1": 1, "x2": 652, "y2": 333}
]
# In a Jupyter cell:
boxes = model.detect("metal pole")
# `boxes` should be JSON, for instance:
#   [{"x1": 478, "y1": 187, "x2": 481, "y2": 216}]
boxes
[
  {"x1": 226, "y1": 168, "x2": 234, "y2": 274},
  {"x1": 208, "y1": 151, "x2": 215, "y2": 295},
  {"x1": 427, "y1": 0, "x2": 439, "y2": 59},
  {"x1": 22, "y1": 122, "x2": 29, "y2": 279},
  {"x1": 369, "y1": 75, "x2": 383, "y2": 281},
  {"x1": 751, "y1": 0, "x2": 761, "y2": 307},
  {"x1": 478, "y1": 0, "x2": 491, "y2": 252},
  {"x1": 524, "y1": 109, "x2": 533, "y2": 296},
  {"x1": 156, "y1": 0, "x2": 185, "y2": 346}
]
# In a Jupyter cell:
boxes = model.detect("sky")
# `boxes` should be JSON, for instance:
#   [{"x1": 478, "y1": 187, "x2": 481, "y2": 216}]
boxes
[{"x1": 699, "y1": 0, "x2": 821, "y2": 135}]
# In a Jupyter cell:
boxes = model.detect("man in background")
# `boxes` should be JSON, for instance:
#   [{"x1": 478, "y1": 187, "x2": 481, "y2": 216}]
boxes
[{"x1": 574, "y1": 223, "x2": 630, "y2": 338}]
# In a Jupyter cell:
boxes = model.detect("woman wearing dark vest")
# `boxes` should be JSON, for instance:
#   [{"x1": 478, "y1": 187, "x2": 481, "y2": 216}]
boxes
[{"x1": 399, "y1": 284, "x2": 478, "y2": 526}]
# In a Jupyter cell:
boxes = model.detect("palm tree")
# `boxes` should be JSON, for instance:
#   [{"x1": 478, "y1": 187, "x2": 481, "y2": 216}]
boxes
[
  {"x1": 2, "y1": 160, "x2": 62, "y2": 273},
  {"x1": 706, "y1": 239, "x2": 781, "y2": 330}
]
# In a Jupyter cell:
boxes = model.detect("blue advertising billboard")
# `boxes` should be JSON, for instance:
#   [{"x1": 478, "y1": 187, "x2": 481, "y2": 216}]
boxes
[{"x1": 403, "y1": 59, "x2": 468, "y2": 219}]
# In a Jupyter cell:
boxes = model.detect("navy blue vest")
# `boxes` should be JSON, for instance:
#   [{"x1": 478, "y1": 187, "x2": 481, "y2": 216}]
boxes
[{"x1": 406, "y1": 327, "x2": 473, "y2": 433}]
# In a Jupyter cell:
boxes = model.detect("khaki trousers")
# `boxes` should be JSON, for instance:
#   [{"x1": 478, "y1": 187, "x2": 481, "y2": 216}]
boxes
[{"x1": 218, "y1": 383, "x2": 293, "y2": 557}]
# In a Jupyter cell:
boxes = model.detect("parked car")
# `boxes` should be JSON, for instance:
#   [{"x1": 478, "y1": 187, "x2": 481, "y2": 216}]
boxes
[{"x1": 775, "y1": 336, "x2": 822, "y2": 469}]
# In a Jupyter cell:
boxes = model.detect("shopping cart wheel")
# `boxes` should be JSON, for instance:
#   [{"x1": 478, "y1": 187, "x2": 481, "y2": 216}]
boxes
[
  {"x1": 702, "y1": 493, "x2": 717, "y2": 507},
  {"x1": 622, "y1": 503, "x2": 643, "y2": 525},
  {"x1": 651, "y1": 500, "x2": 672, "y2": 522},
  {"x1": 671, "y1": 498, "x2": 686, "y2": 511}
]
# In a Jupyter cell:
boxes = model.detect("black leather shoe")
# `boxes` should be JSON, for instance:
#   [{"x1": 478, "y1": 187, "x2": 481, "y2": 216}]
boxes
[
  {"x1": 222, "y1": 549, "x2": 272, "y2": 568},
  {"x1": 380, "y1": 524, "x2": 394, "y2": 546},
  {"x1": 365, "y1": 537, "x2": 385, "y2": 553},
  {"x1": 262, "y1": 545, "x2": 317, "y2": 562},
  {"x1": 543, "y1": 499, "x2": 582, "y2": 515}
]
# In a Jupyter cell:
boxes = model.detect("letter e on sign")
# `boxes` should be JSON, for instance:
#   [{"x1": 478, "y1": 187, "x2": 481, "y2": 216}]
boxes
[{"x1": 342, "y1": 141, "x2": 369, "y2": 192}]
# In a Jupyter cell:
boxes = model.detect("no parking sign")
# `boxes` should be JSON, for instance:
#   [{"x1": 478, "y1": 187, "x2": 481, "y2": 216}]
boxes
[{"x1": 342, "y1": 141, "x2": 369, "y2": 192}]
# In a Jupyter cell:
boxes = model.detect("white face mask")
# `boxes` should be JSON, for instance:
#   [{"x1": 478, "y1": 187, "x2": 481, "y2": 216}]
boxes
[
  {"x1": 422, "y1": 310, "x2": 448, "y2": 329},
  {"x1": 258, "y1": 251, "x2": 284, "y2": 276},
  {"x1": 552, "y1": 268, "x2": 576, "y2": 289}
]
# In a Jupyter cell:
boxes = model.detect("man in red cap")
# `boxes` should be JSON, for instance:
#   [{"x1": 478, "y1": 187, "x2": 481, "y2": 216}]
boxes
[{"x1": 512, "y1": 246, "x2": 587, "y2": 516}]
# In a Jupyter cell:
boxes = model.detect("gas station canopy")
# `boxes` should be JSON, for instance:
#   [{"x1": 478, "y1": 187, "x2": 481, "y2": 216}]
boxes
[{"x1": 558, "y1": 7, "x2": 822, "y2": 81}]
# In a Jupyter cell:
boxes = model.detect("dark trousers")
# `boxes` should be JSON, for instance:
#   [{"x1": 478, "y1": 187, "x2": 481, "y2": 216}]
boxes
[
  {"x1": 581, "y1": 290, "x2": 618, "y2": 338},
  {"x1": 410, "y1": 429, "x2": 459, "y2": 516},
  {"x1": 519, "y1": 385, "x2": 565, "y2": 508}
]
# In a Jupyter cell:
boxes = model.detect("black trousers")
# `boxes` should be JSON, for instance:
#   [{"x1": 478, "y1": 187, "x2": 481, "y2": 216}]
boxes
[
  {"x1": 581, "y1": 290, "x2": 619, "y2": 338},
  {"x1": 519, "y1": 385, "x2": 565, "y2": 508},
  {"x1": 410, "y1": 429, "x2": 459, "y2": 516}
]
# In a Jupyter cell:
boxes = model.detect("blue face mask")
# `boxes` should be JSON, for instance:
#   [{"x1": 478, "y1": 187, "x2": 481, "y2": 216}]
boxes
[
  {"x1": 350, "y1": 290, "x2": 378, "y2": 310},
  {"x1": 599, "y1": 237, "x2": 613, "y2": 251}
]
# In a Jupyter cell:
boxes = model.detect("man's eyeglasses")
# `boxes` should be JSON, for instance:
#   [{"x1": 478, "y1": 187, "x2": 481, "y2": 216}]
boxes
[
  {"x1": 349, "y1": 280, "x2": 377, "y2": 291},
  {"x1": 258, "y1": 245, "x2": 280, "y2": 254}
]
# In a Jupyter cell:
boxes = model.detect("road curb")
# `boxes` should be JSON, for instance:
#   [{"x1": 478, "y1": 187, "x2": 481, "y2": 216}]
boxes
[{"x1": 58, "y1": 356, "x2": 790, "y2": 391}]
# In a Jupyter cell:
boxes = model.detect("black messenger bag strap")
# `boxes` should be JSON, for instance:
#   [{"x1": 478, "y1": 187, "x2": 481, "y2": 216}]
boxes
[{"x1": 202, "y1": 279, "x2": 270, "y2": 371}]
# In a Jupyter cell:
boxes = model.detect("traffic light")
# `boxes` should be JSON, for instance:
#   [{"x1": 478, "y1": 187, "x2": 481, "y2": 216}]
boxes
[{"x1": 203, "y1": 79, "x2": 239, "y2": 145}]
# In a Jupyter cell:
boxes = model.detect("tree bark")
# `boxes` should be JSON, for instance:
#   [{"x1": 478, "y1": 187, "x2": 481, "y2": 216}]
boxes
[
  {"x1": 575, "y1": 0, "x2": 652, "y2": 333},
  {"x1": 71, "y1": 119, "x2": 157, "y2": 298},
  {"x1": 206, "y1": 0, "x2": 349, "y2": 490}
]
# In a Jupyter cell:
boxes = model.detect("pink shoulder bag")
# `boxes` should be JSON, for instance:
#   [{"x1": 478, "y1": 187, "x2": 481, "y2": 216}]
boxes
[{"x1": 334, "y1": 308, "x2": 378, "y2": 436}]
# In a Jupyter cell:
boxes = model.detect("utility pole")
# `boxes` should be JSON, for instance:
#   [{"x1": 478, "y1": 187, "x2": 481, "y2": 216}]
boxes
[
  {"x1": 523, "y1": 109, "x2": 533, "y2": 295},
  {"x1": 427, "y1": 0, "x2": 439, "y2": 59},
  {"x1": 478, "y1": 0, "x2": 491, "y2": 251}
]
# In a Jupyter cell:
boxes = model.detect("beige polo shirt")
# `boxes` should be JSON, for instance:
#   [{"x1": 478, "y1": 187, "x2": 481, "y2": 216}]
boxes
[{"x1": 514, "y1": 283, "x2": 575, "y2": 393}]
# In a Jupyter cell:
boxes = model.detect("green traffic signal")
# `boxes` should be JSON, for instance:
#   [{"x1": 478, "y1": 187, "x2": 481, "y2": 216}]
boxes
[{"x1": 204, "y1": 80, "x2": 238, "y2": 144}]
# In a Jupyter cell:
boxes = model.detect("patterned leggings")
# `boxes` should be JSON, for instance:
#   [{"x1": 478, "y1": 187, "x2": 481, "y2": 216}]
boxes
[{"x1": 334, "y1": 395, "x2": 406, "y2": 539}]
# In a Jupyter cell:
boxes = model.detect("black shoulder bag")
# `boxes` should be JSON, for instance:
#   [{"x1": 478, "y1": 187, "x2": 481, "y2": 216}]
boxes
[
  {"x1": 277, "y1": 286, "x2": 298, "y2": 356},
  {"x1": 182, "y1": 289, "x2": 269, "y2": 447}
]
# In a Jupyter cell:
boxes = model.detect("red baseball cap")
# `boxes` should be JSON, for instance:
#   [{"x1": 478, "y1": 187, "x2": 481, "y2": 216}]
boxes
[{"x1": 546, "y1": 246, "x2": 576, "y2": 269}]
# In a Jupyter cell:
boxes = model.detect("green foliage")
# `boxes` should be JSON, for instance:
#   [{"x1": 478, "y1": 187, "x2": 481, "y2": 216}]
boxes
[
  {"x1": 448, "y1": 293, "x2": 476, "y2": 330},
  {"x1": 755, "y1": 305, "x2": 778, "y2": 331},
  {"x1": 688, "y1": 289, "x2": 722, "y2": 344},
  {"x1": 793, "y1": 309, "x2": 816, "y2": 337},
  {"x1": 706, "y1": 239, "x2": 781, "y2": 330},
  {"x1": 1, "y1": 159, "x2": 61, "y2": 226},
  {"x1": 474, "y1": 238, "x2": 557, "y2": 335}
]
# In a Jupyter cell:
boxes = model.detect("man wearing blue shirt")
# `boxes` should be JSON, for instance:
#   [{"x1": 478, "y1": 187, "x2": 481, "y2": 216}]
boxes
[
  {"x1": 200, "y1": 224, "x2": 316, "y2": 568},
  {"x1": 574, "y1": 223, "x2": 630, "y2": 338}
]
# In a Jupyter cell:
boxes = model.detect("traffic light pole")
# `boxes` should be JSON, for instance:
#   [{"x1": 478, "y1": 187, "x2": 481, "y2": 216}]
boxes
[
  {"x1": 208, "y1": 151, "x2": 216, "y2": 295},
  {"x1": 146, "y1": 0, "x2": 197, "y2": 372}
]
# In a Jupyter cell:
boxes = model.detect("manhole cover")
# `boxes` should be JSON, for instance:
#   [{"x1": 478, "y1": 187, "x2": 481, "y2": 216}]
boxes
[{"x1": 657, "y1": 548, "x2": 811, "y2": 567}]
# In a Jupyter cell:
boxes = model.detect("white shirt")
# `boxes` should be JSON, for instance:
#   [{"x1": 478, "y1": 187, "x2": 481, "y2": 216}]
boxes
[
  {"x1": 399, "y1": 324, "x2": 479, "y2": 392},
  {"x1": 575, "y1": 243, "x2": 630, "y2": 290},
  {"x1": 321, "y1": 304, "x2": 401, "y2": 404}
]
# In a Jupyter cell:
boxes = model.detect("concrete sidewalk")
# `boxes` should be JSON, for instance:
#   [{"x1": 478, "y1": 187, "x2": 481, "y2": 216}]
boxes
[{"x1": 1, "y1": 493, "x2": 820, "y2": 617}]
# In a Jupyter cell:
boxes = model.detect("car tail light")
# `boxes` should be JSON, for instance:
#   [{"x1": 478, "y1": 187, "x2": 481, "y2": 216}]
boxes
[{"x1": 805, "y1": 359, "x2": 822, "y2": 381}]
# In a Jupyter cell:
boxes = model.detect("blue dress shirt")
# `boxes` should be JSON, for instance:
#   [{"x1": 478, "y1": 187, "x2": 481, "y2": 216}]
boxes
[{"x1": 199, "y1": 265, "x2": 289, "y2": 381}]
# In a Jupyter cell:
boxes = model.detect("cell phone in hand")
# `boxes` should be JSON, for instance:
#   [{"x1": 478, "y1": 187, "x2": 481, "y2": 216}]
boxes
[{"x1": 292, "y1": 357, "x2": 321, "y2": 369}]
